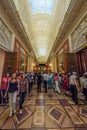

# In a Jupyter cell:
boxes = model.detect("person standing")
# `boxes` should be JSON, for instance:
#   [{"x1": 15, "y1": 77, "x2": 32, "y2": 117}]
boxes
[
  {"x1": 54, "y1": 73, "x2": 60, "y2": 93},
  {"x1": 63, "y1": 73, "x2": 69, "y2": 91},
  {"x1": 37, "y1": 72, "x2": 42, "y2": 92},
  {"x1": 43, "y1": 72, "x2": 48, "y2": 93},
  {"x1": 26, "y1": 72, "x2": 31, "y2": 93},
  {"x1": 5, "y1": 73, "x2": 19, "y2": 117},
  {"x1": 69, "y1": 72, "x2": 79, "y2": 105},
  {"x1": 18, "y1": 73, "x2": 28, "y2": 114},
  {"x1": 47, "y1": 73, "x2": 52, "y2": 93},
  {"x1": 0, "y1": 73, "x2": 10, "y2": 104}
]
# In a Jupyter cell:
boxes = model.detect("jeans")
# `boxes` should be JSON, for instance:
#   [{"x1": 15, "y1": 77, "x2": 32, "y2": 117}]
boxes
[
  {"x1": 44, "y1": 80, "x2": 47, "y2": 92},
  {"x1": 28, "y1": 82, "x2": 31, "y2": 93},
  {"x1": 28, "y1": 82, "x2": 33, "y2": 93},
  {"x1": 1, "y1": 89, "x2": 7, "y2": 103},
  {"x1": 19, "y1": 92, "x2": 26, "y2": 109},
  {"x1": 37, "y1": 81, "x2": 41, "y2": 92},
  {"x1": 8, "y1": 91, "x2": 17, "y2": 112},
  {"x1": 82, "y1": 88, "x2": 87, "y2": 101}
]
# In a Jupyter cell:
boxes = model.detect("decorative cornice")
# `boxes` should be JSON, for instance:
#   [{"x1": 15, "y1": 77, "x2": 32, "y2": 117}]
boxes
[
  {"x1": 53, "y1": 0, "x2": 87, "y2": 53},
  {"x1": 0, "y1": 0, "x2": 31, "y2": 53}
]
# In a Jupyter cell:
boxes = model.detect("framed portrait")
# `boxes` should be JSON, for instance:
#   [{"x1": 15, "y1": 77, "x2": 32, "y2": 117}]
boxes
[{"x1": 19, "y1": 52, "x2": 25, "y2": 72}]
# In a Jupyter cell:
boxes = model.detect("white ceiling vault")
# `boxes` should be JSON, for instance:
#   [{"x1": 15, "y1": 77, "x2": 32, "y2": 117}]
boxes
[{"x1": 13, "y1": 0, "x2": 71, "y2": 63}]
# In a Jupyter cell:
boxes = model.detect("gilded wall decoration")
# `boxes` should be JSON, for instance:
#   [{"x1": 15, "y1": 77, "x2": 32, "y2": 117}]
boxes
[
  {"x1": 0, "y1": 18, "x2": 12, "y2": 50},
  {"x1": 71, "y1": 15, "x2": 87, "y2": 51}
]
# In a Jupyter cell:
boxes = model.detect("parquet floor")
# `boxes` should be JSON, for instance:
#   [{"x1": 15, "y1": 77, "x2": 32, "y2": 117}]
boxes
[{"x1": 0, "y1": 85, "x2": 87, "y2": 130}]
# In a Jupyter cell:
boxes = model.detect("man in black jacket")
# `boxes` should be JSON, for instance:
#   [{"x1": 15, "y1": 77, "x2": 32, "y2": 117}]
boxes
[{"x1": 37, "y1": 72, "x2": 42, "y2": 92}]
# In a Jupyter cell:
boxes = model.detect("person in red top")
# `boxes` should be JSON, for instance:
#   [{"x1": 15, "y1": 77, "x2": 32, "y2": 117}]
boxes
[
  {"x1": 63, "y1": 73, "x2": 69, "y2": 91},
  {"x1": 0, "y1": 73, "x2": 10, "y2": 104}
]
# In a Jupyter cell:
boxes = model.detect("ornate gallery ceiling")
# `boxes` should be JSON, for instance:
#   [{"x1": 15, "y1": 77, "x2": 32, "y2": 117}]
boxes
[
  {"x1": 12, "y1": 0, "x2": 71, "y2": 63},
  {"x1": 0, "y1": 0, "x2": 87, "y2": 63}
]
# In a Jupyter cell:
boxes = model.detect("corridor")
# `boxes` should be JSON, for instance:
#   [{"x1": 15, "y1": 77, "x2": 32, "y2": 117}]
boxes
[
  {"x1": 0, "y1": 85, "x2": 87, "y2": 130},
  {"x1": 0, "y1": 0, "x2": 87, "y2": 129}
]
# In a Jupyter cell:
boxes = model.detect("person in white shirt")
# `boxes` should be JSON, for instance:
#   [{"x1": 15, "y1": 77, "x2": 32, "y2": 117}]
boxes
[{"x1": 69, "y1": 72, "x2": 78, "y2": 105}]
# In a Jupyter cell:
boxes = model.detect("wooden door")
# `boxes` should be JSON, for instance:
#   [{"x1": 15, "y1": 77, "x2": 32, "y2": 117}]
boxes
[
  {"x1": 77, "y1": 48, "x2": 87, "y2": 74},
  {"x1": 80, "y1": 50, "x2": 87, "y2": 72},
  {"x1": 66, "y1": 53, "x2": 78, "y2": 73},
  {"x1": 3, "y1": 52, "x2": 17, "y2": 75}
]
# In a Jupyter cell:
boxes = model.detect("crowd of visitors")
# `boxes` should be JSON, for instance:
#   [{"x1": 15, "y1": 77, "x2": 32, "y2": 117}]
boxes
[{"x1": 0, "y1": 70, "x2": 87, "y2": 117}]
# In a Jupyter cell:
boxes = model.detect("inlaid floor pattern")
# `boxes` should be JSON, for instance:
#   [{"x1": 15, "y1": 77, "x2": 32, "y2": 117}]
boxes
[{"x1": 0, "y1": 85, "x2": 87, "y2": 130}]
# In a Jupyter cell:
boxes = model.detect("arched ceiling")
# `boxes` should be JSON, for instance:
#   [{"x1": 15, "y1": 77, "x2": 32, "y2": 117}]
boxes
[{"x1": 13, "y1": 0, "x2": 71, "y2": 63}]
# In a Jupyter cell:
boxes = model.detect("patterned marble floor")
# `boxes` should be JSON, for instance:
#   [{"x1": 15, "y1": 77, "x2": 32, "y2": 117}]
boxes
[{"x1": 0, "y1": 85, "x2": 87, "y2": 130}]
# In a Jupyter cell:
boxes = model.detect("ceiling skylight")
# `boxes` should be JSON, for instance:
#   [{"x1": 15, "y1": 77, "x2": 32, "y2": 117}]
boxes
[
  {"x1": 13, "y1": 0, "x2": 71, "y2": 63},
  {"x1": 39, "y1": 48, "x2": 46, "y2": 55},
  {"x1": 30, "y1": 0, "x2": 54, "y2": 15}
]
